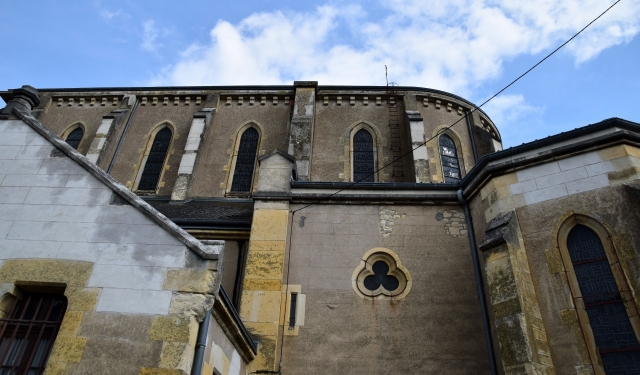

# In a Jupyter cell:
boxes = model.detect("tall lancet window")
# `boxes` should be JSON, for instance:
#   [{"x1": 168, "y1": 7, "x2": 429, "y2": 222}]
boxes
[
  {"x1": 353, "y1": 129, "x2": 374, "y2": 182},
  {"x1": 231, "y1": 127, "x2": 259, "y2": 192},
  {"x1": 567, "y1": 225, "x2": 640, "y2": 373},
  {"x1": 439, "y1": 134, "x2": 461, "y2": 183},
  {"x1": 138, "y1": 127, "x2": 172, "y2": 191},
  {"x1": 65, "y1": 127, "x2": 84, "y2": 150}
]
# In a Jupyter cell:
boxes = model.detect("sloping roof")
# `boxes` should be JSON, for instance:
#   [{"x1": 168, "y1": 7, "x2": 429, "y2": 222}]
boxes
[
  {"x1": 144, "y1": 198, "x2": 253, "y2": 230},
  {"x1": 10, "y1": 106, "x2": 222, "y2": 260}
]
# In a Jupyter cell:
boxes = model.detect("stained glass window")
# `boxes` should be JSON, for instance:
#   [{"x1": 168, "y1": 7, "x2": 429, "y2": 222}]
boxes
[
  {"x1": 439, "y1": 134, "x2": 461, "y2": 183},
  {"x1": 65, "y1": 127, "x2": 84, "y2": 150},
  {"x1": 138, "y1": 127, "x2": 172, "y2": 191},
  {"x1": 0, "y1": 293, "x2": 67, "y2": 375},
  {"x1": 230, "y1": 127, "x2": 259, "y2": 192},
  {"x1": 353, "y1": 129, "x2": 374, "y2": 182},
  {"x1": 567, "y1": 225, "x2": 640, "y2": 374}
]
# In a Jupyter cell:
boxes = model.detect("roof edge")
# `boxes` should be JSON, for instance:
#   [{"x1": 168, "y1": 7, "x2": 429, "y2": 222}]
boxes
[{"x1": 11, "y1": 107, "x2": 220, "y2": 260}]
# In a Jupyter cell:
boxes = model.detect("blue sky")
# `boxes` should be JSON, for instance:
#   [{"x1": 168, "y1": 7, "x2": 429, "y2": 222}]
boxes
[{"x1": 1, "y1": 0, "x2": 638, "y2": 148}]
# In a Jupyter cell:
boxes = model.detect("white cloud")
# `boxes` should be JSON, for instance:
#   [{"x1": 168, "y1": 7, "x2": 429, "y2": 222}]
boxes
[
  {"x1": 482, "y1": 94, "x2": 543, "y2": 129},
  {"x1": 141, "y1": 20, "x2": 162, "y2": 53},
  {"x1": 147, "y1": 0, "x2": 639, "y2": 116}
]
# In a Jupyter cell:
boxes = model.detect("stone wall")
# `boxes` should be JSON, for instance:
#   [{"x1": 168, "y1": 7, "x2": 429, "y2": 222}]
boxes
[{"x1": 0, "y1": 118, "x2": 229, "y2": 375}]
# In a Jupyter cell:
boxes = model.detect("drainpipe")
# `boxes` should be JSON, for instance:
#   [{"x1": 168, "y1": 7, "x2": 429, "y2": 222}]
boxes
[
  {"x1": 465, "y1": 109, "x2": 479, "y2": 163},
  {"x1": 107, "y1": 96, "x2": 139, "y2": 174},
  {"x1": 457, "y1": 189, "x2": 498, "y2": 375},
  {"x1": 191, "y1": 309, "x2": 211, "y2": 375}
]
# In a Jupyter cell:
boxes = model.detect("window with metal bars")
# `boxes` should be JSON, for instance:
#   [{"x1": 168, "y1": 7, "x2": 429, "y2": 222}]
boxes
[
  {"x1": 567, "y1": 225, "x2": 640, "y2": 374},
  {"x1": 439, "y1": 134, "x2": 461, "y2": 183},
  {"x1": 137, "y1": 127, "x2": 172, "y2": 191},
  {"x1": 0, "y1": 293, "x2": 67, "y2": 375},
  {"x1": 64, "y1": 127, "x2": 84, "y2": 150},
  {"x1": 288, "y1": 294, "x2": 297, "y2": 328},
  {"x1": 353, "y1": 129, "x2": 374, "y2": 182},
  {"x1": 230, "y1": 127, "x2": 259, "y2": 193}
]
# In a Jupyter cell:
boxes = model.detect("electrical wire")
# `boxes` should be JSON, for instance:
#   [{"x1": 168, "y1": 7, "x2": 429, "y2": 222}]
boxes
[
  {"x1": 270, "y1": 1, "x2": 622, "y2": 373},
  {"x1": 292, "y1": 0, "x2": 622, "y2": 214}
]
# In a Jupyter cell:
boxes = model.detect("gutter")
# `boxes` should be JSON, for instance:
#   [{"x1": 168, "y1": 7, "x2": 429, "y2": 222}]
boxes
[
  {"x1": 457, "y1": 189, "x2": 498, "y2": 375},
  {"x1": 191, "y1": 309, "x2": 211, "y2": 375}
]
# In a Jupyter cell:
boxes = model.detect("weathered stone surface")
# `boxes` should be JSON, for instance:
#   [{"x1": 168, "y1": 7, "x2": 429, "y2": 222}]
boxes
[{"x1": 164, "y1": 269, "x2": 216, "y2": 293}]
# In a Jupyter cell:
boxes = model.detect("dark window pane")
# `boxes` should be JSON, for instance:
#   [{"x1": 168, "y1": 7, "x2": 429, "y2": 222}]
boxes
[
  {"x1": 138, "y1": 127, "x2": 172, "y2": 191},
  {"x1": 231, "y1": 128, "x2": 259, "y2": 192},
  {"x1": 353, "y1": 129, "x2": 374, "y2": 182},
  {"x1": 439, "y1": 134, "x2": 461, "y2": 184},
  {"x1": 567, "y1": 225, "x2": 640, "y2": 373},
  {"x1": 0, "y1": 293, "x2": 67, "y2": 375},
  {"x1": 363, "y1": 261, "x2": 399, "y2": 292},
  {"x1": 65, "y1": 128, "x2": 84, "y2": 150}
]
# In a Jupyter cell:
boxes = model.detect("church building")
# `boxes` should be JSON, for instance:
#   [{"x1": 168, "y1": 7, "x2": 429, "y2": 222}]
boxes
[{"x1": 1, "y1": 82, "x2": 639, "y2": 375}]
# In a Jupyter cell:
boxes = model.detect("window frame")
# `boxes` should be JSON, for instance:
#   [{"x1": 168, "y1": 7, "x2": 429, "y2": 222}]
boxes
[
  {"x1": 61, "y1": 123, "x2": 86, "y2": 151},
  {"x1": 133, "y1": 124, "x2": 174, "y2": 194},
  {"x1": 349, "y1": 125, "x2": 378, "y2": 183},
  {"x1": 225, "y1": 124, "x2": 262, "y2": 196},
  {"x1": 557, "y1": 215, "x2": 640, "y2": 374}
]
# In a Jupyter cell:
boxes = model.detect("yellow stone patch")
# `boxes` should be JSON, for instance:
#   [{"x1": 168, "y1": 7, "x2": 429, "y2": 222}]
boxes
[
  {"x1": 139, "y1": 368, "x2": 187, "y2": 375},
  {"x1": 239, "y1": 290, "x2": 283, "y2": 323},
  {"x1": 544, "y1": 248, "x2": 564, "y2": 274},
  {"x1": 48, "y1": 336, "x2": 87, "y2": 363},
  {"x1": 243, "y1": 322, "x2": 279, "y2": 336},
  {"x1": 163, "y1": 269, "x2": 215, "y2": 293},
  {"x1": 598, "y1": 145, "x2": 629, "y2": 161},
  {"x1": 624, "y1": 145, "x2": 640, "y2": 158},
  {"x1": 43, "y1": 360, "x2": 67, "y2": 375},
  {"x1": 249, "y1": 240, "x2": 287, "y2": 252},
  {"x1": 244, "y1": 251, "x2": 284, "y2": 280},
  {"x1": 0, "y1": 259, "x2": 93, "y2": 287},
  {"x1": 493, "y1": 173, "x2": 518, "y2": 189},
  {"x1": 65, "y1": 287, "x2": 100, "y2": 311},
  {"x1": 243, "y1": 279, "x2": 282, "y2": 291},
  {"x1": 150, "y1": 316, "x2": 198, "y2": 343},
  {"x1": 158, "y1": 342, "x2": 195, "y2": 371},
  {"x1": 58, "y1": 311, "x2": 84, "y2": 337},
  {"x1": 202, "y1": 362, "x2": 214, "y2": 375},
  {"x1": 250, "y1": 210, "x2": 289, "y2": 241}
]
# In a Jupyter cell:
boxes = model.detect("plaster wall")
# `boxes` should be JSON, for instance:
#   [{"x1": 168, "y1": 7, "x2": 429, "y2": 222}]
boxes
[
  {"x1": 202, "y1": 315, "x2": 247, "y2": 375},
  {"x1": 0, "y1": 118, "x2": 221, "y2": 374},
  {"x1": 281, "y1": 203, "x2": 489, "y2": 374}
]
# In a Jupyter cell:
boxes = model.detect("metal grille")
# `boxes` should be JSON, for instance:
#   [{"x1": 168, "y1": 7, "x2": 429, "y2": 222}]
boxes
[
  {"x1": 0, "y1": 293, "x2": 67, "y2": 375},
  {"x1": 138, "y1": 127, "x2": 172, "y2": 191},
  {"x1": 230, "y1": 128, "x2": 259, "y2": 192},
  {"x1": 568, "y1": 225, "x2": 640, "y2": 374},
  {"x1": 363, "y1": 261, "x2": 399, "y2": 292},
  {"x1": 353, "y1": 129, "x2": 374, "y2": 182},
  {"x1": 64, "y1": 128, "x2": 83, "y2": 150},
  {"x1": 439, "y1": 134, "x2": 461, "y2": 183}
]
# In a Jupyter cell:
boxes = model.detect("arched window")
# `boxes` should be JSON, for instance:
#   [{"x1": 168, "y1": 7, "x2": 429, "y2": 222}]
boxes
[
  {"x1": 353, "y1": 129, "x2": 374, "y2": 182},
  {"x1": 138, "y1": 127, "x2": 172, "y2": 191},
  {"x1": 0, "y1": 293, "x2": 67, "y2": 374},
  {"x1": 230, "y1": 127, "x2": 259, "y2": 192},
  {"x1": 567, "y1": 225, "x2": 640, "y2": 373},
  {"x1": 439, "y1": 134, "x2": 461, "y2": 183},
  {"x1": 64, "y1": 127, "x2": 84, "y2": 150}
]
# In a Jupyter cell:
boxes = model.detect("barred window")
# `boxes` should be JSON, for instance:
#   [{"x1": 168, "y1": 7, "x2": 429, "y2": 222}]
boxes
[
  {"x1": 138, "y1": 127, "x2": 172, "y2": 191},
  {"x1": 439, "y1": 134, "x2": 461, "y2": 183},
  {"x1": 230, "y1": 127, "x2": 259, "y2": 192},
  {"x1": 567, "y1": 225, "x2": 640, "y2": 374},
  {"x1": 353, "y1": 129, "x2": 374, "y2": 182},
  {"x1": 64, "y1": 127, "x2": 84, "y2": 150},
  {"x1": 0, "y1": 293, "x2": 67, "y2": 375}
]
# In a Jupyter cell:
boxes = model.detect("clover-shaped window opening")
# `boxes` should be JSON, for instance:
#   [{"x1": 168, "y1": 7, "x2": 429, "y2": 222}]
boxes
[
  {"x1": 353, "y1": 249, "x2": 411, "y2": 300},
  {"x1": 363, "y1": 261, "x2": 399, "y2": 293}
]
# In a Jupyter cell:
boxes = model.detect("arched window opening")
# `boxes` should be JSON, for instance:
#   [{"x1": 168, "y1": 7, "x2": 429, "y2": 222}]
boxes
[
  {"x1": 230, "y1": 127, "x2": 259, "y2": 192},
  {"x1": 138, "y1": 127, "x2": 172, "y2": 191},
  {"x1": 439, "y1": 134, "x2": 461, "y2": 183},
  {"x1": 567, "y1": 225, "x2": 640, "y2": 373},
  {"x1": 65, "y1": 127, "x2": 84, "y2": 150},
  {"x1": 0, "y1": 293, "x2": 67, "y2": 375},
  {"x1": 353, "y1": 129, "x2": 374, "y2": 182}
]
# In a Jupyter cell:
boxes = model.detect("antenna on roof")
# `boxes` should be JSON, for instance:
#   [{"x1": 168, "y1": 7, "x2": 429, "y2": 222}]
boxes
[{"x1": 385, "y1": 65, "x2": 388, "y2": 86}]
